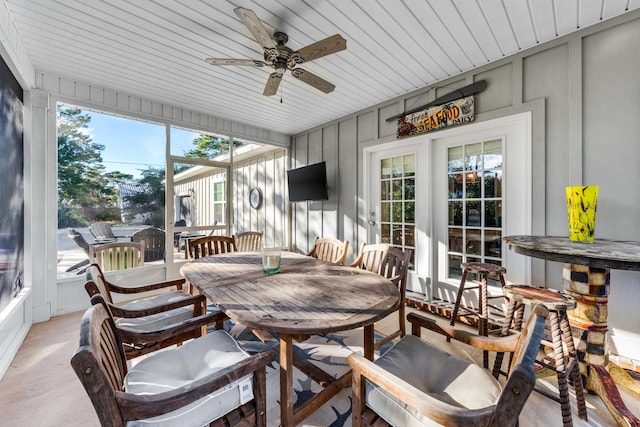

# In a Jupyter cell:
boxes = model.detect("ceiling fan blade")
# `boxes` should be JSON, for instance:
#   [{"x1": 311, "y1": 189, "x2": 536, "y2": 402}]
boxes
[
  {"x1": 234, "y1": 7, "x2": 277, "y2": 50},
  {"x1": 296, "y1": 34, "x2": 347, "y2": 63},
  {"x1": 290, "y1": 68, "x2": 336, "y2": 93},
  {"x1": 205, "y1": 58, "x2": 266, "y2": 67},
  {"x1": 263, "y1": 72, "x2": 283, "y2": 96}
]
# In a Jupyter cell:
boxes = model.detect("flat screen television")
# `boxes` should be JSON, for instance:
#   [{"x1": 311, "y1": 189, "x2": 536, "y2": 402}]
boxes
[{"x1": 287, "y1": 161, "x2": 329, "y2": 202}]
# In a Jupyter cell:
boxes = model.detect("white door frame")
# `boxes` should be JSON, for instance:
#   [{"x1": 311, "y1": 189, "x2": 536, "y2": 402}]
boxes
[
  {"x1": 363, "y1": 111, "x2": 532, "y2": 300},
  {"x1": 364, "y1": 135, "x2": 430, "y2": 295},
  {"x1": 429, "y1": 112, "x2": 533, "y2": 302}
]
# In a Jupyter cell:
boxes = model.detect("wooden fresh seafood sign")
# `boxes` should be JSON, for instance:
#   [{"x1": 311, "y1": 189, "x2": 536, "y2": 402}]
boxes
[{"x1": 397, "y1": 96, "x2": 474, "y2": 138}]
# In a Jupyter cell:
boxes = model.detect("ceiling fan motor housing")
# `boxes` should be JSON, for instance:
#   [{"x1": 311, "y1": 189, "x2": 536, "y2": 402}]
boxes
[{"x1": 264, "y1": 31, "x2": 303, "y2": 72}]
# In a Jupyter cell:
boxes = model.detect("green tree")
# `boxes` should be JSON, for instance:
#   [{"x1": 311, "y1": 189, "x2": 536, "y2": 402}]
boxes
[
  {"x1": 123, "y1": 167, "x2": 166, "y2": 227},
  {"x1": 183, "y1": 134, "x2": 244, "y2": 159},
  {"x1": 57, "y1": 106, "x2": 115, "y2": 208}
]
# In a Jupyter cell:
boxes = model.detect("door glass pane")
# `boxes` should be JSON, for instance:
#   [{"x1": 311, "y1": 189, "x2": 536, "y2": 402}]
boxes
[
  {"x1": 378, "y1": 154, "x2": 417, "y2": 270},
  {"x1": 465, "y1": 143, "x2": 482, "y2": 171},
  {"x1": 404, "y1": 202, "x2": 415, "y2": 223},
  {"x1": 465, "y1": 200, "x2": 481, "y2": 226},
  {"x1": 484, "y1": 170, "x2": 502, "y2": 198},
  {"x1": 448, "y1": 174, "x2": 463, "y2": 198},
  {"x1": 404, "y1": 178, "x2": 415, "y2": 200},
  {"x1": 465, "y1": 172, "x2": 481, "y2": 198},
  {"x1": 381, "y1": 159, "x2": 391, "y2": 179},
  {"x1": 446, "y1": 139, "x2": 504, "y2": 279},
  {"x1": 449, "y1": 201, "x2": 463, "y2": 226},
  {"x1": 448, "y1": 146, "x2": 463, "y2": 172},
  {"x1": 404, "y1": 154, "x2": 416, "y2": 177},
  {"x1": 483, "y1": 139, "x2": 502, "y2": 169},
  {"x1": 381, "y1": 202, "x2": 391, "y2": 222}
]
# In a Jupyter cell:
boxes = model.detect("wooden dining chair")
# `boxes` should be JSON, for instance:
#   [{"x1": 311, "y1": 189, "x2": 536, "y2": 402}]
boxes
[
  {"x1": 71, "y1": 301, "x2": 272, "y2": 427},
  {"x1": 131, "y1": 227, "x2": 165, "y2": 262},
  {"x1": 348, "y1": 304, "x2": 549, "y2": 427},
  {"x1": 186, "y1": 235, "x2": 237, "y2": 261},
  {"x1": 88, "y1": 241, "x2": 144, "y2": 272},
  {"x1": 351, "y1": 243, "x2": 412, "y2": 348},
  {"x1": 234, "y1": 230, "x2": 263, "y2": 251},
  {"x1": 65, "y1": 228, "x2": 92, "y2": 273},
  {"x1": 85, "y1": 263, "x2": 223, "y2": 359},
  {"x1": 307, "y1": 236, "x2": 350, "y2": 265}
]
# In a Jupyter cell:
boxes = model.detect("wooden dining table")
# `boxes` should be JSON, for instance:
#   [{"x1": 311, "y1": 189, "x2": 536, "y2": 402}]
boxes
[
  {"x1": 503, "y1": 235, "x2": 640, "y2": 426},
  {"x1": 180, "y1": 251, "x2": 400, "y2": 426}
]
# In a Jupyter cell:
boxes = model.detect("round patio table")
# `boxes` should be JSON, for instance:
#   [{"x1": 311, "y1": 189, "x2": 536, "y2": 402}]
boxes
[{"x1": 181, "y1": 251, "x2": 399, "y2": 427}]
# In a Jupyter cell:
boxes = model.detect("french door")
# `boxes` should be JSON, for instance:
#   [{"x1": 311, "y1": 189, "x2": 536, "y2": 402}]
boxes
[
  {"x1": 365, "y1": 112, "x2": 532, "y2": 300},
  {"x1": 366, "y1": 137, "x2": 429, "y2": 294}
]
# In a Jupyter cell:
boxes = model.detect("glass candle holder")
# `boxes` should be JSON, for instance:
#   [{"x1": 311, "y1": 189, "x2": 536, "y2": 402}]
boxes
[{"x1": 261, "y1": 245, "x2": 281, "y2": 274}]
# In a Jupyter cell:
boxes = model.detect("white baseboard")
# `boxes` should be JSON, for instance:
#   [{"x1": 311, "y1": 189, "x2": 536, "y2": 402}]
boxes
[{"x1": 0, "y1": 289, "x2": 33, "y2": 381}]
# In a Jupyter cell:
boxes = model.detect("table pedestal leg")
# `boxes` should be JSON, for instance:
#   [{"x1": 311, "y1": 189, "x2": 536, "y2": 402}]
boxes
[
  {"x1": 280, "y1": 334, "x2": 294, "y2": 426},
  {"x1": 563, "y1": 264, "x2": 640, "y2": 426}
]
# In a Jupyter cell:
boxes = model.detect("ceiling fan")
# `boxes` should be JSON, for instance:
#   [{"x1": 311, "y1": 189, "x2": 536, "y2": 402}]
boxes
[{"x1": 205, "y1": 7, "x2": 347, "y2": 96}]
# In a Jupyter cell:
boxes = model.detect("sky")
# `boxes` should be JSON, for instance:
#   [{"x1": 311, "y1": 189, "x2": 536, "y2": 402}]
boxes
[{"x1": 86, "y1": 110, "x2": 199, "y2": 180}]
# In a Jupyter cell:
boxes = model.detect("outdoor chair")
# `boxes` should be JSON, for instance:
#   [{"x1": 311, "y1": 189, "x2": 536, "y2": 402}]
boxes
[
  {"x1": 89, "y1": 241, "x2": 144, "y2": 272},
  {"x1": 88, "y1": 221, "x2": 128, "y2": 243},
  {"x1": 234, "y1": 230, "x2": 263, "y2": 251},
  {"x1": 348, "y1": 304, "x2": 549, "y2": 427},
  {"x1": 307, "y1": 236, "x2": 350, "y2": 265},
  {"x1": 71, "y1": 301, "x2": 272, "y2": 427},
  {"x1": 85, "y1": 263, "x2": 223, "y2": 358},
  {"x1": 186, "y1": 235, "x2": 237, "y2": 261},
  {"x1": 351, "y1": 243, "x2": 412, "y2": 349},
  {"x1": 173, "y1": 219, "x2": 186, "y2": 247},
  {"x1": 131, "y1": 226, "x2": 165, "y2": 262},
  {"x1": 65, "y1": 228, "x2": 92, "y2": 274}
]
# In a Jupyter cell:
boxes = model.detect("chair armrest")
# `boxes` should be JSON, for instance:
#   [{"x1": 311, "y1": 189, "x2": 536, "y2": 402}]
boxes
[
  {"x1": 349, "y1": 252, "x2": 364, "y2": 268},
  {"x1": 116, "y1": 311, "x2": 227, "y2": 343},
  {"x1": 116, "y1": 350, "x2": 273, "y2": 420},
  {"x1": 407, "y1": 312, "x2": 521, "y2": 353},
  {"x1": 107, "y1": 294, "x2": 207, "y2": 319},
  {"x1": 348, "y1": 352, "x2": 494, "y2": 425},
  {"x1": 107, "y1": 278, "x2": 186, "y2": 294}
]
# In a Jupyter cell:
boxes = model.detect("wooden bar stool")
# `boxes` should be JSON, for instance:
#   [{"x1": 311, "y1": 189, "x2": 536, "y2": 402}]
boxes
[
  {"x1": 492, "y1": 285, "x2": 588, "y2": 427},
  {"x1": 449, "y1": 262, "x2": 507, "y2": 368}
]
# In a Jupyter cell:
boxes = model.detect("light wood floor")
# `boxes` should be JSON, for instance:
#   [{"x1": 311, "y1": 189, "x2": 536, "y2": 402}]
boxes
[{"x1": 1, "y1": 306, "x2": 638, "y2": 426}]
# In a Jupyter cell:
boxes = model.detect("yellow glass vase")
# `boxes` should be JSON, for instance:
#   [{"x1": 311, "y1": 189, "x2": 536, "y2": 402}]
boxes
[{"x1": 566, "y1": 186, "x2": 598, "y2": 242}]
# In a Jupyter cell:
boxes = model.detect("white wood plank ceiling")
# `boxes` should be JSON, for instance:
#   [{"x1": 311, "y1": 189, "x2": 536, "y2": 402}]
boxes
[{"x1": 6, "y1": 0, "x2": 640, "y2": 135}]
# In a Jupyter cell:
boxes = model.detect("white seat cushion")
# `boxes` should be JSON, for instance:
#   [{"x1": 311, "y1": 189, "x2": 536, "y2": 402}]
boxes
[
  {"x1": 124, "y1": 329, "x2": 254, "y2": 427},
  {"x1": 366, "y1": 334, "x2": 502, "y2": 427},
  {"x1": 116, "y1": 291, "x2": 194, "y2": 332}
]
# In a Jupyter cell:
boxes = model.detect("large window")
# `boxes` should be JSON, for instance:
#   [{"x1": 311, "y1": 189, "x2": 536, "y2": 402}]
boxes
[{"x1": 446, "y1": 140, "x2": 503, "y2": 280}]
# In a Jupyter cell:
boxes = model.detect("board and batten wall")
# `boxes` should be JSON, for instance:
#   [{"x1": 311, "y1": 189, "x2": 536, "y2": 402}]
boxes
[
  {"x1": 233, "y1": 148, "x2": 287, "y2": 246},
  {"x1": 291, "y1": 11, "x2": 640, "y2": 361}
]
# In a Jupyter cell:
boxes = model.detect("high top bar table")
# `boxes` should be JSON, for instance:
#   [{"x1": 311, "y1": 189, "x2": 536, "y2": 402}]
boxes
[{"x1": 504, "y1": 235, "x2": 640, "y2": 427}]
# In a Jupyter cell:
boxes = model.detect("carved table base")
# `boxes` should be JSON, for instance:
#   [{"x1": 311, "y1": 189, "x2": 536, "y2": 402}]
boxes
[{"x1": 564, "y1": 264, "x2": 640, "y2": 427}]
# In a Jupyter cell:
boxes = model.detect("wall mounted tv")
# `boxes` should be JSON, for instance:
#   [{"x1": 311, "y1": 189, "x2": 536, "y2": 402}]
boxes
[{"x1": 287, "y1": 161, "x2": 329, "y2": 202}]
